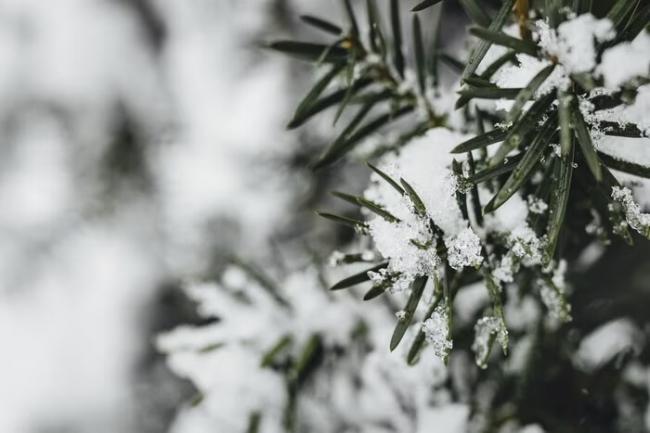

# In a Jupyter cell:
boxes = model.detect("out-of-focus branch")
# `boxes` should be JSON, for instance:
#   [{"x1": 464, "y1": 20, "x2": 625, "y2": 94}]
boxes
[{"x1": 514, "y1": 0, "x2": 531, "y2": 40}]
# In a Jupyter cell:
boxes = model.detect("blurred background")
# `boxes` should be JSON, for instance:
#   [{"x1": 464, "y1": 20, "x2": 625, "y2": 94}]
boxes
[{"x1": 0, "y1": 1, "x2": 319, "y2": 431}]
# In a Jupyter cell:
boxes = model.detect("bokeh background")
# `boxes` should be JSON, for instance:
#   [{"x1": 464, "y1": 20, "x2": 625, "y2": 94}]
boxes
[{"x1": 0, "y1": 1, "x2": 316, "y2": 431}]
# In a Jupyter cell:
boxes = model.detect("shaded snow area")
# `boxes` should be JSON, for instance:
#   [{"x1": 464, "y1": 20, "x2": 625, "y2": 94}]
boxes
[{"x1": 158, "y1": 265, "x2": 471, "y2": 433}]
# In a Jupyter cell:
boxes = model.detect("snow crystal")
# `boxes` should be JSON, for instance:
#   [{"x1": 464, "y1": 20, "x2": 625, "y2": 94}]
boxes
[
  {"x1": 472, "y1": 316, "x2": 508, "y2": 369},
  {"x1": 612, "y1": 186, "x2": 650, "y2": 238},
  {"x1": 365, "y1": 128, "x2": 473, "y2": 288},
  {"x1": 445, "y1": 227, "x2": 483, "y2": 271},
  {"x1": 366, "y1": 128, "x2": 471, "y2": 235},
  {"x1": 600, "y1": 30, "x2": 650, "y2": 89},
  {"x1": 367, "y1": 267, "x2": 390, "y2": 285},
  {"x1": 509, "y1": 226, "x2": 544, "y2": 266},
  {"x1": 536, "y1": 14, "x2": 615, "y2": 74},
  {"x1": 488, "y1": 224, "x2": 543, "y2": 284},
  {"x1": 493, "y1": 255, "x2": 515, "y2": 283},
  {"x1": 422, "y1": 304, "x2": 453, "y2": 359},
  {"x1": 369, "y1": 216, "x2": 440, "y2": 292}
]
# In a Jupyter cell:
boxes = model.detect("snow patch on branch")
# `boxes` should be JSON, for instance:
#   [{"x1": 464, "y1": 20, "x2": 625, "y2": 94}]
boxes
[
  {"x1": 536, "y1": 14, "x2": 615, "y2": 74},
  {"x1": 365, "y1": 128, "x2": 479, "y2": 287},
  {"x1": 445, "y1": 227, "x2": 483, "y2": 271},
  {"x1": 422, "y1": 304, "x2": 453, "y2": 359},
  {"x1": 611, "y1": 186, "x2": 650, "y2": 238},
  {"x1": 600, "y1": 31, "x2": 650, "y2": 89}
]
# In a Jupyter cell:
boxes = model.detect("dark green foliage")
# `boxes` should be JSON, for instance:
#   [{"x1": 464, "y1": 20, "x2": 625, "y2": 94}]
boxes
[
  {"x1": 329, "y1": 262, "x2": 388, "y2": 291},
  {"x1": 411, "y1": 0, "x2": 444, "y2": 12},
  {"x1": 268, "y1": 2, "x2": 650, "y2": 431},
  {"x1": 267, "y1": 40, "x2": 348, "y2": 62},
  {"x1": 469, "y1": 26, "x2": 538, "y2": 56},
  {"x1": 390, "y1": 276, "x2": 428, "y2": 350},
  {"x1": 300, "y1": 15, "x2": 342, "y2": 35},
  {"x1": 462, "y1": 0, "x2": 516, "y2": 79}
]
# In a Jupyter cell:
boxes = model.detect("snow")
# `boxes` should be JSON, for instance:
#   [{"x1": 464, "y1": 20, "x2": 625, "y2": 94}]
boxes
[
  {"x1": 509, "y1": 226, "x2": 544, "y2": 267},
  {"x1": 454, "y1": 281, "x2": 490, "y2": 325},
  {"x1": 472, "y1": 316, "x2": 508, "y2": 369},
  {"x1": 482, "y1": 14, "x2": 620, "y2": 112},
  {"x1": 369, "y1": 215, "x2": 441, "y2": 292},
  {"x1": 3, "y1": 0, "x2": 646, "y2": 431},
  {"x1": 445, "y1": 227, "x2": 484, "y2": 271},
  {"x1": 422, "y1": 304, "x2": 453, "y2": 359},
  {"x1": 491, "y1": 225, "x2": 544, "y2": 284},
  {"x1": 481, "y1": 188, "x2": 529, "y2": 233},
  {"x1": 600, "y1": 30, "x2": 650, "y2": 89},
  {"x1": 160, "y1": 261, "x2": 472, "y2": 433},
  {"x1": 365, "y1": 128, "x2": 475, "y2": 289},
  {"x1": 0, "y1": 1, "x2": 314, "y2": 431},
  {"x1": 575, "y1": 319, "x2": 640, "y2": 372},
  {"x1": 611, "y1": 186, "x2": 650, "y2": 238},
  {"x1": 536, "y1": 14, "x2": 615, "y2": 74},
  {"x1": 537, "y1": 262, "x2": 571, "y2": 326},
  {"x1": 168, "y1": 347, "x2": 285, "y2": 433},
  {"x1": 527, "y1": 195, "x2": 548, "y2": 214},
  {"x1": 368, "y1": 128, "x2": 470, "y2": 236},
  {"x1": 491, "y1": 54, "x2": 569, "y2": 111}
]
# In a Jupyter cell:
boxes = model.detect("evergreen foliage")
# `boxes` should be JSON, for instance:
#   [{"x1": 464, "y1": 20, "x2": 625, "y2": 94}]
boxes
[{"x1": 163, "y1": 1, "x2": 650, "y2": 432}]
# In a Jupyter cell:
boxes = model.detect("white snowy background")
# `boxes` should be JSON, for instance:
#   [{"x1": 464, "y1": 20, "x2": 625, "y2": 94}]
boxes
[{"x1": 0, "y1": 1, "x2": 313, "y2": 432}]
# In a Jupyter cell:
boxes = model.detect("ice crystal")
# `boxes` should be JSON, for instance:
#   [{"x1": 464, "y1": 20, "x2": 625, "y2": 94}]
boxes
[
  {"x1": 489, "y1": 225, "x2": 543, "y2": 284},
  {"x1": 445, "y1": 228, "x2": 484, "y2": 271},
  {"x1": 509, "y1": 226, "x2": 544, "y2": 266},
  {"x1": 472, "y1": 316, "x2": 509, "y2": 369},
  {"x1": 422, "y1": 304, "x2": 453, "y2": 359},
  {"x1": 611, "y1": 186, "x2": 650, "y2": 238}
]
